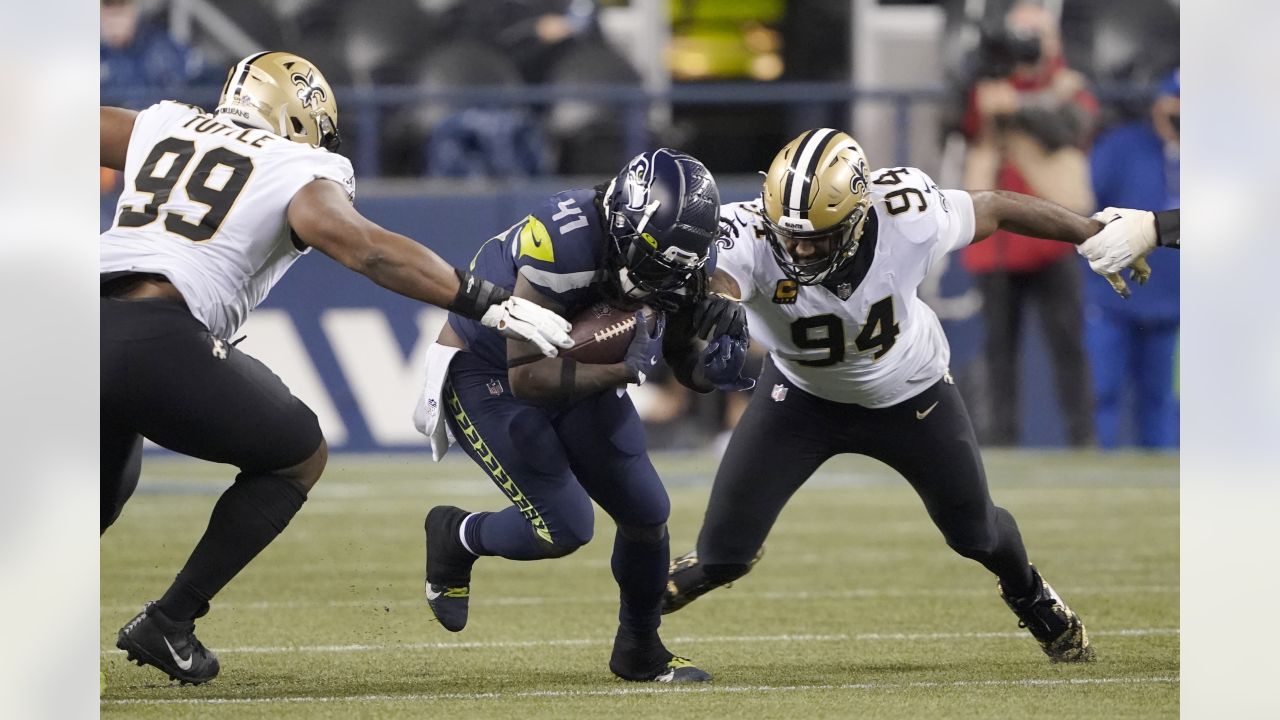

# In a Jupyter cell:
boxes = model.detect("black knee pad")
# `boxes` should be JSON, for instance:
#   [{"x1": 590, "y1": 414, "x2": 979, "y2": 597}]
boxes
[{"x1": 617, "y1": 522, "x2": 667, "y2": 545}]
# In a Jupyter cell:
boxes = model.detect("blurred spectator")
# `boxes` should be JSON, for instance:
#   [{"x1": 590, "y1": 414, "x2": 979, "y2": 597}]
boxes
[
  {"x1": 1085, "y1": 69, "x2": 1180, "y2": 449},
  {"x1": 426, "y1": 107, "x2": 551, "y2": 179},
  {"x1": 959, "y1": 1, "x2": 1097, "y2": 447},
  {"x1": 435, "y1": 0, "x2": 599, "y2": 84},
  {"x1": 396, "y1": 41, "x2": 551, "y2": 178},
  {"x1": 100, "y1": 0, "x2": 212, "y2": 100}
]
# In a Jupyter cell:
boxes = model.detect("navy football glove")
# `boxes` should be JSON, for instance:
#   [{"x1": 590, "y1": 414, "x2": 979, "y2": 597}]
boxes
[
  {"x1": 623, "y1": 311, "x2": 666, "y2": 385},
  {"x1": 701, "y1": 332, "x2": 755, "y2": 391},
  {"x1": 691, "y1": 293, "x2": 746, "y2": 340}
]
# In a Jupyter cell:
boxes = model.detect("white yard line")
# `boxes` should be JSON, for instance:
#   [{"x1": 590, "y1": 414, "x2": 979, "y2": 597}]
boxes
[
  {"x1": 99, "y1": 584, "x2": 1178, "y2": 614},
  {"x1": 103, "y1": 675, "x2": 1180, "y2": 706},
  {"x1": 100, "y1": 628, "x2": 1177, "y2": 656}
]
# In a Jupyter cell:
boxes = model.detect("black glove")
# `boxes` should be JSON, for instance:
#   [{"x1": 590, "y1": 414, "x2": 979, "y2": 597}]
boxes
[
  {"x1": 691, "y1": 293, "x2": 746, "y2": 340},
  {"x1": 623, "y1": 311, "x2": 666, "y2": 385},
  {"x1": 701, "y1": 332, "x2": 755, "y2": 391}
]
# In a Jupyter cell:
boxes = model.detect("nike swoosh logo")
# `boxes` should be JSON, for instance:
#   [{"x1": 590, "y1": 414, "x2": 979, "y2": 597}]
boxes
[
  {"x1": 425, "y1": 584, "x2": 442, "y2": 601},
  {"x1": 164, "y1": 637, "x2": 193, "y2": 671},
  {"x1": 916, "y1": 401, "x2": 939, "y2": 420},
  {"x1": 649, "y1": 357, "x2": 658, "y2": 365}
]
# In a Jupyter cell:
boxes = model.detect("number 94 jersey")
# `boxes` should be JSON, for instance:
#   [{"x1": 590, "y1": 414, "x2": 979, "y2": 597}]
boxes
[
  {"x1": 101, "y1": 101, "x2": 354, "y2": 339},
  {"x1": 717, "y1": 167, "x2": 975, "y2": 407}
]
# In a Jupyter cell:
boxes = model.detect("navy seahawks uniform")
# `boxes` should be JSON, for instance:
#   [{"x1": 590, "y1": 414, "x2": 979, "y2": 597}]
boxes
[
  {"x1": 696, "y1": 167, "x2": 1034, "y2": 591},
  {"x1": 438, "y1": 187, "x2": 673, "y2": 632}
]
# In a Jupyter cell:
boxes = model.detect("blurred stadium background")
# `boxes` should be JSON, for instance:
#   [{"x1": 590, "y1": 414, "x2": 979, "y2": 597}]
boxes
[{"x1": 100, "y1": 0, "x2": 1180, "y2": 454}]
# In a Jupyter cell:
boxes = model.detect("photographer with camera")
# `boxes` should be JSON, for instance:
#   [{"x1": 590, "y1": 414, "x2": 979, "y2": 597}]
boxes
[{"x1": 959, "y1": 1, "x2": 1098, "y2": 447}]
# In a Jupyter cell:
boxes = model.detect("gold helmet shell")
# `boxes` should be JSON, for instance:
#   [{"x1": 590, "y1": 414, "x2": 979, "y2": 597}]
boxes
[
  {"x1": 761, "y1": 128, "x2": 872, "y2": 284},
  {"x1": 215, "y1": 51, "x2": 340, "y2": 151}
]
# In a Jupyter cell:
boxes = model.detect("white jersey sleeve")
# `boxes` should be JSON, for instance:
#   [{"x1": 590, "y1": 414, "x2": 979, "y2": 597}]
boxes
[
  {"x1": 713, "y1": 200, "x2": 767, "y2": 302},
  {"x1": 101, "y1": 101, "x2": 355, "y2": 338}
]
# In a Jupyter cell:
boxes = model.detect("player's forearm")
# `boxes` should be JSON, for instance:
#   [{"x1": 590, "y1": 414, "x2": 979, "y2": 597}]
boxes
[
  {"x1": 354, "y1": 230, "x2": 462, "y2": 308},
  {"x1": 669, "y1": 350, "x2": 714, "y2": 393},
  {"x1": 971, "y1": 189, "x2": 1103, "y2": 245},
  {"x1": 507, "y1": 357, "x2": 631, "y2": 405},
  {"x1": 356, "y1": 232, "x2": 511, "y2": 320}
]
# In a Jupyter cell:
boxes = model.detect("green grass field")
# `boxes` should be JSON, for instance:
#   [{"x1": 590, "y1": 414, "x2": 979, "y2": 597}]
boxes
[{"x1": 101, "y1": 450, "x2": 1178, "y2": 718}]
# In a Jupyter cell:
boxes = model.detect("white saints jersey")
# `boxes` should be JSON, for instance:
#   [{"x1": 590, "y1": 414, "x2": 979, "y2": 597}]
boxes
[
  {"x1": 717, "y1": 167, "x2": 975, "y2": 407},
  {"x1": 101, "y1": 100, "x2": 354, "y2": 338}
]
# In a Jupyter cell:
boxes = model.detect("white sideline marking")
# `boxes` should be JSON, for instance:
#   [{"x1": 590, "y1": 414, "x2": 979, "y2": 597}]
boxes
[
  {"x1": 101, "y1": 628, "x2": 1177, "y2": 656},
  {"x1": 99, "y1": 584, "x2": 1177, "y2": 614},
  {"x1": 102, "y1": 675, "x2": 1180, "y2": 706}
]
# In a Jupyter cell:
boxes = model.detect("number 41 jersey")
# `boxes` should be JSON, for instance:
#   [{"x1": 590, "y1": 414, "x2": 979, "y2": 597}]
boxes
[
  {"x1": 716, "y1": 167, "x2": 975, "y2": 407},
  {"x1": 101, "y1": 100, "x2": 354, "y2": 338}
]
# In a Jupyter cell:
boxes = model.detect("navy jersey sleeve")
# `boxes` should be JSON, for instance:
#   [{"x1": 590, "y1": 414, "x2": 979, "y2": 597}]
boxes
[{"x1": 511, "y1": 188, "x2": 610, "y2": 311}]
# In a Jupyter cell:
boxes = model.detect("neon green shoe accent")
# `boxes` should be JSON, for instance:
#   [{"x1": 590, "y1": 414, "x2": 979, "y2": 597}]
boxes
[{"x1": 443, "y1": 586, "x2": 469, "y2": 598}]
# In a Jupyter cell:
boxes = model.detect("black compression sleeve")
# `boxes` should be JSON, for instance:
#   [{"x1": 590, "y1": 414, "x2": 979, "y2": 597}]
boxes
[
  {"x1": 1155, "y1": 208, "x2": 1180, "y2": 249},
  {"x1": 447, "y1": 268, "x2": 512, "y2": 320}
]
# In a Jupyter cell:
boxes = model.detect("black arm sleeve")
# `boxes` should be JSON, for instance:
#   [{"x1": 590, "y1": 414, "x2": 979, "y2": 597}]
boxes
[
  {"x1": 1155, "y1": 209, "x2": 1180, "y2": 249},
  {"x1": 447, "y1": 268, "x2": 511, "y2": 321}
]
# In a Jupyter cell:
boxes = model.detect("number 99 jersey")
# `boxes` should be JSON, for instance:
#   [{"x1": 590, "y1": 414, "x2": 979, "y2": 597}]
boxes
[
  {"x1": 716, "y1": 167, "x2": 975, "y2": 407},
  {"x1": 100, "y1": 101, "x2": 354, "y2": 339}
]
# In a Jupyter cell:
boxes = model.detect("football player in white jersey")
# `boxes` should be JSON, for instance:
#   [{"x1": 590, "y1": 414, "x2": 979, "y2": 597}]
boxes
[
  {"x1": 663, "y1": 128, "x2": 1110, "y2": 663},
  {"x1": 102, "y1": 51, "x2": 573, "y2": 685}
]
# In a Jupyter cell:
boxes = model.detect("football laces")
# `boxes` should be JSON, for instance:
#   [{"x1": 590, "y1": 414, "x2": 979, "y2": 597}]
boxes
[{"x1": 593, "y1": 316, "x2": 638, "y2": 342}]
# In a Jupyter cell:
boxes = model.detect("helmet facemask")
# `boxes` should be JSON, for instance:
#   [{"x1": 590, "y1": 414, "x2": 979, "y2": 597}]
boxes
[{"x1": 763, "y1": 204, "x2": 867, "y2": 285}]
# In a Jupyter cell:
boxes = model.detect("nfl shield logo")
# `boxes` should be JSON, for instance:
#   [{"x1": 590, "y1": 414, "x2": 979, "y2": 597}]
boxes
[
  {"x1": 770, "y1": 383, "x2": 788, "y2": 402},
  {"x1": 487, "y1": 378, "x2": 504, "y2": 396},
  {"x1": 835, "y1": 283, "x2": 853, "y2": 300}
]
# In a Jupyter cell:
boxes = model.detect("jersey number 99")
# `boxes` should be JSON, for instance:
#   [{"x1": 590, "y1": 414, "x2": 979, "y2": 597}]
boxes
[{"x1": 118, "y1": 137, "x2": 254, "y2": 242}]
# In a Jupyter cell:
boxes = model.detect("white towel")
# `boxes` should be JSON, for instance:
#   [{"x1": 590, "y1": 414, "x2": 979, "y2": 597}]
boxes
[{"x1": 412, "y1": 343, "x2": 462, "y2": 461}]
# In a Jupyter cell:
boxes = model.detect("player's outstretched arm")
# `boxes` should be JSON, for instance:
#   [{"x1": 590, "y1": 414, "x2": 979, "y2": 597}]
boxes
[
  {"x1": 505, "y1": 275, "x2": 642, "y2": 405},
  {"x1": 969, "y1": 189, "x2": 1150, "y2": 298},
  {"x1": 100, "y1": 106, "x2": 138, "y2": 171},
  {"x1": 969, "y1": 189, "x2": 1104, "y2": 246},
  {"x1": 288, "y1": 179, "x2": 571, "y2": 355}
]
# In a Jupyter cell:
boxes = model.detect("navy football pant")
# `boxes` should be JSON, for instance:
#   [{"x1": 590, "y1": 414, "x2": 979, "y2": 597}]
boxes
[
  {"x1": 444, "y1": 351, "x2": 670, "y2": 634},
  {"x1": 697, "y1": 357, "x2": 1035, "y2": 595}
]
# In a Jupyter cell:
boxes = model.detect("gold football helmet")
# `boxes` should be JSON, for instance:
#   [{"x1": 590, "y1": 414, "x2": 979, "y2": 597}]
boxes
[
  {"x1": 761, "y1": 128, "x2": 872, "y2": 284},
  {"x1": 215, "y1": 51, "x2": 340, "y2": 151}
]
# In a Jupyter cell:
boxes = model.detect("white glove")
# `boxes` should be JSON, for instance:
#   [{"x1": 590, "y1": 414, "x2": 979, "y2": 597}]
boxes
[
  {"x1": 480, "y1": 296, "x2": 574, "y2": 358},
  {"x1": 1078, "y1": 207, "x2": 1156, "y2": 298}
]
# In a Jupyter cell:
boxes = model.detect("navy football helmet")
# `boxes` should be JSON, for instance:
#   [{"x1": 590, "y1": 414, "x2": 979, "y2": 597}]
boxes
[{"x1": 603, "y1": 149, "x2": 720, "y2": 304}]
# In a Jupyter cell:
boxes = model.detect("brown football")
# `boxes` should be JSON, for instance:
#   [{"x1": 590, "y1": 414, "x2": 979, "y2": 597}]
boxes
[{"x1": 561, "y1": 302, "x2": 660, "y2": 364}]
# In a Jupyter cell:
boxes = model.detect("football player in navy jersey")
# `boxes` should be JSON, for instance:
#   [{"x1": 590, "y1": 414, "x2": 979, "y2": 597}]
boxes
[
  {"x1": 414, "y1": 149, "x2": 753, "y2": 682},
  {"x1": 661, "y1": 128, "x2": 1130, "y2": 664}
]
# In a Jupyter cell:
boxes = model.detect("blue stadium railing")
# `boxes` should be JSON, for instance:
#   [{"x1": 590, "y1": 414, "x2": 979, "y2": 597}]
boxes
[{"x1": 101, "y1": 82, "x2": 1156, "y2": 178}]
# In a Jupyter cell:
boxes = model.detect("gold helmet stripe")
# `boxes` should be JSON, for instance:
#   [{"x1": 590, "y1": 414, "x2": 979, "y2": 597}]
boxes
[{"x1": 784, "y1": 127, "x2": 839, "y2": 221}]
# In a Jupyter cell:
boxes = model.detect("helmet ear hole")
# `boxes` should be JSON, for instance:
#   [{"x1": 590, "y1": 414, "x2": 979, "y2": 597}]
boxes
[{"x1": 290, "y1": 116, "x2": 306, "y2": 136}]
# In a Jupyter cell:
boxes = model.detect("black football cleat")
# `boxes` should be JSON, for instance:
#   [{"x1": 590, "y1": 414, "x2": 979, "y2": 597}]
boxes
[
  {"x1": 609, "y1": 629, "x2": 712, "y2": 683},
  {"x1": 662, "y1": 546, "x2": 765, "y2": 615},
  {"x1": 424, "y1": 505, "x2": 478, "y2": 632},
  {"x1": 1000, "y1": 566, "x2": 1095, "y2": 663},
  {"x1": 115, "y1": 601, "x2": 220, "y2": 685}
]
